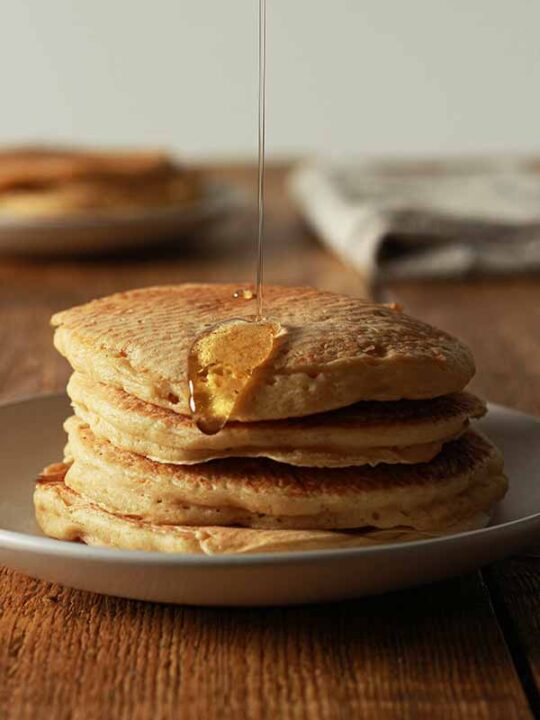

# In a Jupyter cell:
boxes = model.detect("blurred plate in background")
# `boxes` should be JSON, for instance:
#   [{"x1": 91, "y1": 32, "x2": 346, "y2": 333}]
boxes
[{"x1": 0, "y1": 181, "x2": 239, "y2": 257}]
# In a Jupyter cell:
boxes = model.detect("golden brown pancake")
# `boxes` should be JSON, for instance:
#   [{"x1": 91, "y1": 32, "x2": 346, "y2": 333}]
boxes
[
  {"x1": 0, "y1": 145, "x2": 199, "y2": 216},
  {"x1": 58, "y1": 417, "x2": 507, "y2": 532},
  {"x1": 67, "y1": 372, "x2": 486, "y2": 467},
  {"x1": 34, "y1": 469, "x2": 490, "y2": 555},
  {"x1": 52, "y1": 284, "x2": 475, "y2": 421},
  {"x1": 0, "y1": 146, "x2": 176, "y2": 188}
]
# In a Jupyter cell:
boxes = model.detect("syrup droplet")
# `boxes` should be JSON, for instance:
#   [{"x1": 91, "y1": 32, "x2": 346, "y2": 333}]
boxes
[
  {"x1": 233, "y1": 288, "x2": 257, "y2": 300},
  {"x1": 187, "y1": 318, "x2": 282, "y2": 435}
]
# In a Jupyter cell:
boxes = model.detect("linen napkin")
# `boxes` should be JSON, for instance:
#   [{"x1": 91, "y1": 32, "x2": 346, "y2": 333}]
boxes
[{"x1": 288, "y1": 157, "x2": 540, "y2": 281}]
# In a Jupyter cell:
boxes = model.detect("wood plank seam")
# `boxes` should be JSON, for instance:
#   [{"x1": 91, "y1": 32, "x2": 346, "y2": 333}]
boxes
[{"x1": 482, "y1": 567, "x2": 540, "y2": 718}]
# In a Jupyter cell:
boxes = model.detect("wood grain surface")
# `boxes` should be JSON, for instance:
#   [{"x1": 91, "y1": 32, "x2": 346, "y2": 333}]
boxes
[{"x1": 0, "y1": 164, "x2": 539, "y2": 720}]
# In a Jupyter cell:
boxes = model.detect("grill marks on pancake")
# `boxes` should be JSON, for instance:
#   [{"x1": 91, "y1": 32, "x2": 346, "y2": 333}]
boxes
[
  {"x1": 52, "y1": 283, "x2": 474, "y2": 386},
  {"x1": 66, "y1": 417, "x2": 500, "y2": 499},
  {"x1": 34, "y1": 476, "x2": 495, "y2": 553},
  {"x1": 68, "y1": 371, "x2": 485, "y2": 435}
]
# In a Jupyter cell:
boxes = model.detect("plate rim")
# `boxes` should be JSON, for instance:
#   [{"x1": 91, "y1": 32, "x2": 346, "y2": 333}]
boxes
[{"x1": 1, "y1": 392, "x2": 539, "y2": 567}]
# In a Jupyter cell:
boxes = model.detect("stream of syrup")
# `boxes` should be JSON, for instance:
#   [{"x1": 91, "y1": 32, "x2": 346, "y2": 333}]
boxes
[
  {"x1": 187, "y1": 0, "x2": 277, "y2": 435},
  {"x1": 255, "y1": 0, "x2": 267, "y2": 320}
]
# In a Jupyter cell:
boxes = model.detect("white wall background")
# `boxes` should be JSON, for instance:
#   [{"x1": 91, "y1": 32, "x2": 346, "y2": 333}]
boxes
[{"x1": 2, "y1": 1, "x2": 540, "y2": 159}]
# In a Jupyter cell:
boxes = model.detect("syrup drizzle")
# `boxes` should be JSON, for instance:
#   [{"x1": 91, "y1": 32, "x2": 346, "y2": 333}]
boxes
[
  {"x1": 233, "y1": 288, "x2": 256, "y2": 300},
  {"x1": 187, "y1": 0, "x2": 274, "y2": 435},
  {"x1": 255, "y1": 0, "x2": 267, "y2": 320},
  {"x1": 187, "y1": 318, "x2": 280, "y2": 435}
]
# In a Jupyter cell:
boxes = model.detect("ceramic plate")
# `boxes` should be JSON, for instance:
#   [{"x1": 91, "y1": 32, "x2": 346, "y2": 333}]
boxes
[
  {"x1": 0, "y1": 395, "x2": 539, "y2": 606},
  {"x1": 0, "y1": 182, "x2": 237, "y2": 256}
]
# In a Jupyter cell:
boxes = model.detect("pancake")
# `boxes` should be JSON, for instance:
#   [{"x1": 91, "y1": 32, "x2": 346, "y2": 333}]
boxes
[
  {"x1": 0, "y1": 146, "x2": 199, "y2": 217},
  {"x1": 0, "y1": 145, "x2": 178, "y2": 190},
  {"x1": 0, "y1": 177, "x2": 199, "y2": 217},
  {"x1": 58, "y1": 417, "x2": 507, "y2": 532},
  {"x1": 67, "y1": 372, "x2": 486, "y2": 467},
  {"x1": 34, "y1": 470, "x2": 490, "y2": 555},
  {"x1": 51, "y1": 284, "x2": 475, "y2": 421}
]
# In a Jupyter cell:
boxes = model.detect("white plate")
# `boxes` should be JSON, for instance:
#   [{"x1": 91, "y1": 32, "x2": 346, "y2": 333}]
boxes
[
  {"x1": 0, "y1": 395, "x2": 539, "y2": 606},
  {"x1": 0, "y1": 182, "x2": 238, "y2": 256}
]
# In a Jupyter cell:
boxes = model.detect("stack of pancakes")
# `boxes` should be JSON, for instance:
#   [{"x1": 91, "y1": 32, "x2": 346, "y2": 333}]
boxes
[
  {"x1": 0, "y1": 145, "x2": 199, "y2": 218},
  {"x1": 34, "y1": 284, "x2": 507, "y2": 554}
]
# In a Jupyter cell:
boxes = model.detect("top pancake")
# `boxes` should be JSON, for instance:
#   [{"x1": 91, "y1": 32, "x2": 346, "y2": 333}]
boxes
[{"x1": 52, "y1": 284, "x2": 475, "y2": 421}]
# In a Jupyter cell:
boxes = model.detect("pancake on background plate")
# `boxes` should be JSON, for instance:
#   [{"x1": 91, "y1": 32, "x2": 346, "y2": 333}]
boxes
[
  {"x1": 35, "y1": 283, "x2": 507, "y2": 554},
  {"x1": 0, "y1": 145, "x2": 200, "y2": 218}
]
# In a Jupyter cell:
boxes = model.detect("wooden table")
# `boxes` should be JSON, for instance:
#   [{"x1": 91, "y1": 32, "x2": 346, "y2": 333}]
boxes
[{"x1": 1, "y1": 164, "x2": 539, "y2": 720}]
